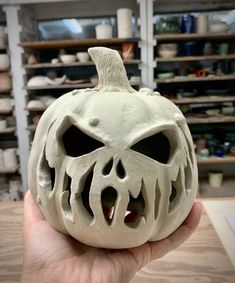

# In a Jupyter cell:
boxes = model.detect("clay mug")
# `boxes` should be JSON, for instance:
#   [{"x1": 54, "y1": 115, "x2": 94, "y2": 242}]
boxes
[
  {"x1": 3, "y1": 148, "x2": 18, "y2": 168},
  {"x1": 0, "y1": 54, "x2": 10, "y2": 70},
  {"x1": 0, "y1": 72, "x2": 11, "y2": 92}
]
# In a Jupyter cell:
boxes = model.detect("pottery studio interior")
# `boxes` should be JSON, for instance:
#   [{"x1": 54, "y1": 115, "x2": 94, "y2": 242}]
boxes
[{"x1": 0, "y1": 0, "x2": 235, "y2": 282}]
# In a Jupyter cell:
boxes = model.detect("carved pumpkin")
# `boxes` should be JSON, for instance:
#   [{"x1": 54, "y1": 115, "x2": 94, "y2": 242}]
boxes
[{"x1": 29, "y1": 47, "x2": 197, "y2": 249}]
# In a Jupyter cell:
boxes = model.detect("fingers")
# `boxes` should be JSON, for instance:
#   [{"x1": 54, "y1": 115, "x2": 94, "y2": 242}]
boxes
[
  {"x1": 24, "y1": 190, "x2": 45, "y2": 227},
  {"x1": 149, "y1": 201, "x2": 203, "y2": 260}
]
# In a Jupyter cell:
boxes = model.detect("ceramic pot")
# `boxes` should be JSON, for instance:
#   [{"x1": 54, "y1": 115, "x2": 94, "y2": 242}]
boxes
[
  {"x1": 158, "y1": 44, "x2": 178, "y2": 58},
  {"x1": 117, "y1": 8, "x2": 133, "y2": 38},
  {"x1": 208, "y1": 171, "x2": 223, "y2": 188},
  {"x1": 159, "y1": 16, "x2": 179, "y2": 34},
  {"x1": 0, "y1": 26, "x2": 6, "y2": 49},
  {"x1": 95, "y1": 24, "x2": 112, "y2": 39},
  {"x1": 0, "y1": 54, "x2": 10, "y2": 70},
  {"x1": 210, "y1": 21, "x2": 228, "y2": 33},
  {"x1": 196, "y1": 15, "x2": 208, "y2": 34},
  {"x1": 180, "y1": 15, "x2": 195, "y2": 33},
  {"x1": 9, "y1": 180, "x2": 21, "y2": 201},
  {"x1": 0, "y1": 98, "x2": 14, "y2": 111},
  {"x1": 3, "y1": 148, "x2": 18, "y2": 168},
  {"x1": 0, "y1": 72, "x2": 11, "y2": 92},
  {"x1": 60, "y1": 54, "x2": 76, "y2": 64},
  {"x1": 76, "y1": 52, "x2": 90, "y2": 62}
]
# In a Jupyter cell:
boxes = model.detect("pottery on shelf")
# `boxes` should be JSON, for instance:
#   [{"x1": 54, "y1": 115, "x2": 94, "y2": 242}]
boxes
[
  {"x1": 76, "y1": 52, "x2": 90, "y2": 62},
  {"x1": 0, "y1": 54, "x2": 10, "y2": 70},
  {"x1": 117, "y1": 8, "x2": 133, "y2": 38},
  {"x1": 0, "y1": 72, "x2": 11, "y2": 92},
  {"x1": 29, "y1": 46, "x2": 197, "y2": 249},
  {"x1": 0, "y1": 98, "x2": 13, "y2": 112},
  {"x1": 158, "y1": 44, "x2": 178, "y2": 58},
  {"x1": 3, "y1": 148, "x2": 18, "y2": 169},
  {"x1": 27, "y1": 75, "x2": 66, "y2": 87},
  {"x1": 159, "y1": 16, "x2": 179, "y2": 34},
  {"x1": 60, "y1": 54, "x2": 76, "y2": 64},
  {"x1": 27, "y1": 100, "x2": 46, "y2": 109},
  {"x1": 196, "y1": 14, "x2": 208, "y2": 34},
  {"x1": 51, "y1": 58, "x2": 59, "y2": 64},
  {"x1": 209, "y1": 21, "x2": 229, "y2": 33},
  {"x1": 95, "y1": 23, "x2": 113, "y2": 39},
  {"x1": 0, "y1": 120, "x2": 7, "y2": 130}
]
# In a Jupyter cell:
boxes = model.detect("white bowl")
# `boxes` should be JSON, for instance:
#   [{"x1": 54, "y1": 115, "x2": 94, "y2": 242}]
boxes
[
  {"x1": 27, "y1": 100, "x2": 46, "y2": 109},
  {"x1": 76, "y1": 52, "x2": 90, "y2": 62},
  {"x1": 210, "y1": 21, "x2": 228, "y2": 33},
  {"x1": 0, "y1": 54, "x2": 10, "y2": 70},
  {"x1": 158, "y1": 49, "x2": 177, "y2": 58},
  {"x1": 60, "y1": 54, "x2": 76, "y2": 64}
]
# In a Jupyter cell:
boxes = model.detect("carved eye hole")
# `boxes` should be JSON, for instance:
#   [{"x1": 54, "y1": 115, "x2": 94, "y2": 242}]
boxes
[
  {"x1": 62, "y1": 125, "x2": 104, "y2": 157},
  {"x1": 131, "y1": 131, "x2": 174, "y2": 164}
]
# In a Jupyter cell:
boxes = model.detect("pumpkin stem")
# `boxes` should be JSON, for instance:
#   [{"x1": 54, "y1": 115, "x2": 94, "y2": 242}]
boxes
[{"x1": 88, "y1": 47, "x2": 136, "y2": 93}]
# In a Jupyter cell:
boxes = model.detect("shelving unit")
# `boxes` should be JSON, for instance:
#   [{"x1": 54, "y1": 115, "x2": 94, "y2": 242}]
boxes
[
  {"x1": 0, "y1": 10, "x2": 21, "y2": 201},
  {"x1": 150, "y1": 1, "x2": 235, "y2": 196}
]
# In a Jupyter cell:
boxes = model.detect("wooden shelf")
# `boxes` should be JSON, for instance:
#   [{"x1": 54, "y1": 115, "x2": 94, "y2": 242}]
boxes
[
  {"x1": 23, "y1": 59, "x2": 141, "y2": 69},
  {"x1": 171, "y1": 96, "x2": 235, "y2": 104},
  {"x1": 19, "y1": 38, "x2": 140, "y2": 49},
  {"x1": 0, "y1": 127, "x2": 16, "y2": 134},
  {"x1": 186, "y1": 115, "x2": 235, "y2": 124},
  {"x1": 156, "y1": 74, "x2": 235, "y2": 84},
  {"x1": 0, "y1": 165, "x2": 19, "y2": 174},
  {"x1": 25, "y1": 107, "x2": 47, "y2": 112},
  {"x1": 197, "y1": 156, "x2": 235, "y2": 165},
  {"x1": 154, "y1": 32, "x2": 235, "y2": 42},
  {"x1": 0, "y1": 109, "x2": 13, "y2": 114},
  {"x1": 156, "y1": 54, "x2": 235, "y2": 62},
  {"x1": 25, "y1": 81, "x2": 140, "y2": 90}
]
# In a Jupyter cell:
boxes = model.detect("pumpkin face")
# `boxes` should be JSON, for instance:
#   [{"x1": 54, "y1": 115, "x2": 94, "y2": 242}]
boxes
[{"x1": 29, "y1": 47, "x2": 197, "y2": 249}]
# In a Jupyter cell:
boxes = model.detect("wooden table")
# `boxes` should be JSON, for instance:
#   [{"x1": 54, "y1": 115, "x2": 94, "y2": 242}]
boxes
[{"x1": 0, "y1": 201, "x2": 235, "y2": 283}]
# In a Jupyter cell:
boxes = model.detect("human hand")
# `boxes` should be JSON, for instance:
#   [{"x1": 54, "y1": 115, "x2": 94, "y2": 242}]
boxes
[{"x1": 21, "y1": 191, "x2": 202, "y2": 283}]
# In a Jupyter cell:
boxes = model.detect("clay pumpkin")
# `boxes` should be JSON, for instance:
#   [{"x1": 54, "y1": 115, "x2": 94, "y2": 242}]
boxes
[{"x1": 29, "y1": 47, "x2": 197, "y2": 249}]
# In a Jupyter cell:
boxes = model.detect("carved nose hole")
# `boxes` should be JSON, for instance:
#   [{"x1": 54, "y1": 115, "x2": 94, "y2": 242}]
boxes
[
  {"x1": 101, "y1": 187, "x2": 117, "y2": 225},
  {"x1": 62, "y1": 173, "x2": 72, "y2": 213},
  {"x1": 102, "y1": 158, "x2": 113, "y2": 176},
  {"x1": 81, "y1": 167, "x2": 94, "y2": 217},
  {"x1": 125, "y1": 190, "x2": 145, "y2": 228},
  {"x1": 116, "y1": 160, "x2": 126, "y2": 179},
  {"x1": 169, "y1": 185, "x2": 177, "y2": 212}
]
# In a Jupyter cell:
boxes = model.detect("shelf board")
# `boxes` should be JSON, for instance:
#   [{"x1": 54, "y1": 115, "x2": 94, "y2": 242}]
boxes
[
  {"x1": 197, "y1": 156, "x2": 235, "y2": 165},
  {"x1": 19, "y1": 38, "x2": 140, "y2": 49},
  {"x1": 154, "y1": 32, "x2": 235, "y2": 42},
  {"x1": 156, "y1": 54, "x2": 235, "y2": 62},
  {"x1": 23, "y1": 59, "x2": 141, "y2": 69},
  {"x1": 0, "y1": 127, "x2": 16, "y2": 134},
  {"x1": 156, "y1": 74, "x2": 235, "y2": 84},
  {"x1": 25, "y1": 107, "x2": 47, "y2": 112},
  {"x1": 0, "y1": 165, "x2": 19, "y2": 174},
  {"x1": 186, "y1": 115, "x2": 235, "y2": 124},
  {"x1": 25, "y1": 81, "x2": 140, "y2": 90},
  {"x1": 25, "y1": 83, "x2": 94, "y2": 90},
  {"x1": 0, "y1": 109, "x2": 12, "y2": 114},
  {"x1": 171, "y1": 96, "x2": 235, "y2": 104}
]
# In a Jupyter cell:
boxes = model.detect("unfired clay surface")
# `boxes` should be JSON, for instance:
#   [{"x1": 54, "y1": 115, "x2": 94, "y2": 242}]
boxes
[{"x1": 29, "y1": 47, "x2": 198, "y2": 249}]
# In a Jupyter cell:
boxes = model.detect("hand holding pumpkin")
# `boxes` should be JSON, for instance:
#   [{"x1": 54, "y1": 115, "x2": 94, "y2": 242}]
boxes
[{"x1": 21, "y1": 190, "x2": 202, "y2": 283}]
